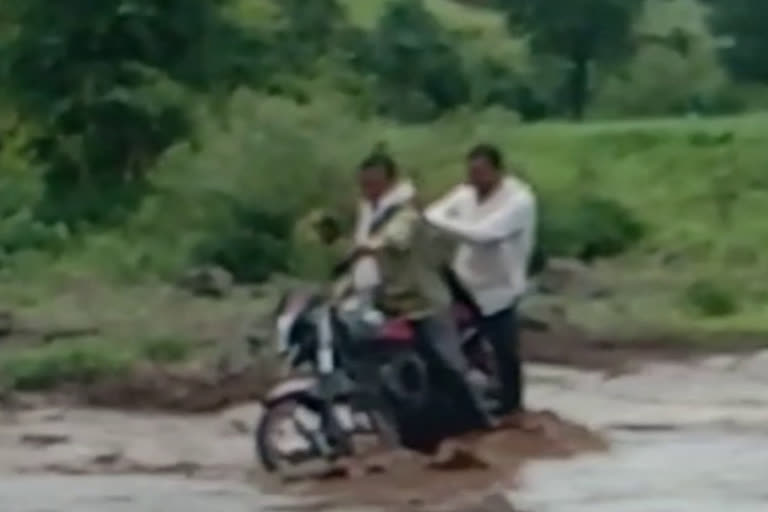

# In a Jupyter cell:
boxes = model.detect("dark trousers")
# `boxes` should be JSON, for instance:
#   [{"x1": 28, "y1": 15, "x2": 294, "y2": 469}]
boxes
[
  {"x1": 480, "y1": 306, "x2": 523, "y2": 414},
  {"x1": 412, "y1": 310, "x2": 491, "y2": 427}
]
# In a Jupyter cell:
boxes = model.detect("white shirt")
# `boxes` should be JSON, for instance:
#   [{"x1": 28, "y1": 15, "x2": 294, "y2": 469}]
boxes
[{"x1": 425, "y1": 177, "x2": 536, "y2": 316}]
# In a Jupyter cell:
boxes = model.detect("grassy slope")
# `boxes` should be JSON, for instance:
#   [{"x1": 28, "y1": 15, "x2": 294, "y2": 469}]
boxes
[
  {"x1": 378, "y1": 112, "x2": 768, "y2": 336},
  {"x1": 2, "y1": 0, "x2": 768, "y2": 391},
  {"x1": 505, "y1": 116, "x2": 768, "y2": 338},
  {"x1": 2, "y1": 102, "x2": 767, "y2": 391}
]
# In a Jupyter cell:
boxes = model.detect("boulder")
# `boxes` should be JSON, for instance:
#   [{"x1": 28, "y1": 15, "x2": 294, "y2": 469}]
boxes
[
  {"x1": 535, "y1": 258, "x2": 609, "y2": 298},
  {"x1": 179, "y1": 266, "x2": 234, "y2": 298},
  {"x1": 0, "y1": 310, "x2": 14, "y2": 338}
]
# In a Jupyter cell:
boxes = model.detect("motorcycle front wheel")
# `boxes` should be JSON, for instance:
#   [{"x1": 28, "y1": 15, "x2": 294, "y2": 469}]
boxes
[{"x1": 255, "y1": 393, "x2": 387, "y2": 479}]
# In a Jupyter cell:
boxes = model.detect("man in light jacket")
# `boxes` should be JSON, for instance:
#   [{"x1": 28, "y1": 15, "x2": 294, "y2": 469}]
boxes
[
  {"x1": 352, "y1": 152, "x2": 494, "y2": 430},
  {"x1": 425, "y1": 144, "x2": 536, "y2": 415}
]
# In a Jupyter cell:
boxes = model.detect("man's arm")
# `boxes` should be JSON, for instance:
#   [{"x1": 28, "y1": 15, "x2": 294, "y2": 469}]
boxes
[
  {"x1": 427, "y1": 190, "x2": 535, "y2": 245},
  {"x1": 425, "y1": 185, "x2": 466, "y2": 222}
]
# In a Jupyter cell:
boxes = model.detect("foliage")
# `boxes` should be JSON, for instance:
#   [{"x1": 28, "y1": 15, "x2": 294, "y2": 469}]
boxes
[
  {"x1": 0, "y1": 336, "x2": 192, "y2": 391},
  {"x1": 705, "y1": 0, "x2": 768, "y2": 83},
  {"x1": 274, "y1": 0, "x2": 350, "y2": 69},
  {"x1": 126, "y1": 92, "x2": 365, "y2": 281},
  {"x1": 684, "y1": 278, "x2": 739, "y2": 317},
  {"x1": 596, "y1": 0, "x2": 727, "y2": 117},
  {"x1": 139, "y1": 338, "x2": 192, "y2": 363},
  {"x1": 359, "y1": 0, "x2": 471, "y2": 121},
  {"x1": 0, "y1": 0, "x2": 255, "y2": 226},
  {"x1": 192, "y1": 206, "x2": 293, "y2": 283},
  {"x1": 4, "y1": 0, "x2": 768, "y2": 346},
  {"x1": 539, "y1": 196, "x2": 646, "y2": 262},
  {"x1": 0, "y1": 341, "x2": 133, "y2": 391},
  {"x1": 504, "y1": 0, "x2": 644, "y2": 119}
]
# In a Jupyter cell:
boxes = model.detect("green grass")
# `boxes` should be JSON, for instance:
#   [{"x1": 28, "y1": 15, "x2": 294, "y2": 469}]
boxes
[
  {"x1": 0, "y1": 337, "x2": 196, "y2": 392},
  {"x1": 1, "y1": 339, "x2": 135, "y2": 391},
  {"x1": 145, "y1": 102, "x2": 768, "y2": 337},
  {"x1": 3, "y1": 92, "x2": 768, "y2": 392}
]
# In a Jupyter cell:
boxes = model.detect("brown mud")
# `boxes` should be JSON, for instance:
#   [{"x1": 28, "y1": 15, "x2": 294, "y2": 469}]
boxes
[
  {"x1": 0, "y1": 402, "x2": 604, "y2": 512},
  {"x1": 261, "y1": 410, "x2": 606, "y2": 511}
]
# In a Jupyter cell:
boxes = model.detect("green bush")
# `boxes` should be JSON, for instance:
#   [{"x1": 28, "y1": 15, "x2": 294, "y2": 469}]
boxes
[
  {"x1": 1, "y1": 343, "x2": 134, "y2": 391},
  {"x1": 128, "y1": 92, "x2": 367, "y2": 282},
  {"x1": 0, "y1": 210, "x2": 69, "y2": 257},
  {"x1": 140, "y1": 338, "x2": 192, "y2": 364},
  {"x1": 192, "y1": 206, "x2": 293, "y2": 283},
  {"x1": 1, "y1": 0, "x2": 258, "y2": 226},
  {"x1": 539, "y1": 195, "x2": 646, "y2": 262},
  {"x1": 359, "y1": 0, "x2": 471, "y2": 121},
  {"x1": 683, "y1": 279, "x2": 739, "y2": 317}
]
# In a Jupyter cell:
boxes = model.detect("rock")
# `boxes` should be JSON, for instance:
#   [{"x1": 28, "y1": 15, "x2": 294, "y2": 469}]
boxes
[
  {"x1": 519, "y1": 299, "x2": 568, "y2": 332},
  {"x1": 21, "y1": 408, "x2": 66, "y2": 423},
  {"x1": 472, "y1": 493, "x2": 517, "y2": 512},
  {"x1": 444, "y1": 493, "x2": 517, "y2": 512},
  {"x1": 0, "y1": 310, "x2": 14, "y2": 338},
  {"x1": 536, "y1": 258, "x2": 605, "y2": 297},
  {"x1": 41, "y1": 410, "x2": 66, "y2": 422},
  {"x1": 228, "y1": 418, "x2": 250, "y2": 435},
  {"x1": 179, "y1": 266, "x2": 234, "y2": 298},
  {"x1": 92, "y1": 450, "x2": 124, "y2": 466},
  {"x1": 20, "y1": 433, "x2": 71, "y2": 447}
]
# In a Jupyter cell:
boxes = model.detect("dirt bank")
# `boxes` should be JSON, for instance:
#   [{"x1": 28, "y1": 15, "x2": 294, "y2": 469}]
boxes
[{"x1": 4, "y1": 324, "x2": 725, "y2": 415}]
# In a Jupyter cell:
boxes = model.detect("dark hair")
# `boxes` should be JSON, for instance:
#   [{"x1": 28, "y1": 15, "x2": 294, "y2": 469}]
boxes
[
  {"x1": 358, "y1": 152, "x2": 397, "y2": 179},
  {"x1": 468, "y1": 143, "x2": 503, "y2": 170}
]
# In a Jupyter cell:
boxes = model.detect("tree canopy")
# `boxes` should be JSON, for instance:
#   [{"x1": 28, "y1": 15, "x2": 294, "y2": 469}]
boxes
[{"x1": 503, "y1": 0, "x2": 644, "y2": 118}]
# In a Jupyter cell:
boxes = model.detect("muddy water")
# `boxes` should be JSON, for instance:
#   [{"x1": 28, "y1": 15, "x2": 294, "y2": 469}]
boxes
[
  {"x1": 3, "y1": 351, "x2": 768, "y2": 511},
  {"x1": 515, "y1": 429, "x2": 768, "y2": 512},
  {"x1": 0, "y1": 476, "x2": 309, "y2": 512},
  {"x1": 514, "y1": 355, "x2": 768, "y2": 512}
]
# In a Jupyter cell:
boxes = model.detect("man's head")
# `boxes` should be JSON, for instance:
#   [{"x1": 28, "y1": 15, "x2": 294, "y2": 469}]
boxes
[
  {"x1": 358, "y1": 153, "x2": 397, "y2": 203},
  {"x1": 467, "y1": 144, "x2": 503, "y2": 197}
]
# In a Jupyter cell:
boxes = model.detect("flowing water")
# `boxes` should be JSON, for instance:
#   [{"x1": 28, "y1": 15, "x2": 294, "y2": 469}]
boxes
[
  {"x1": 2, "y1": 351, "x2": 768, "y2": 511},
  {"x1": 514, "y1": 355, "x2": 768, "y2": 512}
]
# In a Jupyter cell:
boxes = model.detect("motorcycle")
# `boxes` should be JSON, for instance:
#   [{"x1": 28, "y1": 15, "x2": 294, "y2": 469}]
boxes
[{"x1": 254, "y1": 258, "x2": 501, "y2": 477}]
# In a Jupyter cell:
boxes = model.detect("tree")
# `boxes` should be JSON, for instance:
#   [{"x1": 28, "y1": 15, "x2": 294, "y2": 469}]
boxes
[
  {"x1": 0, "y1": 0, "x2": 257, "y2": 225},
  {"x1": 503, "y1": 0, "x2": 643, "y2": 119},
  {"x1": 361, "y1": 0, "x2": 470, "y2": 122},
  {"x1": 704, "y1": 0, "x2": 768, "y2": 83},
  {"x1": 595, "y1": 0, "x2": 726, "y2": 117},
  {"x1": 272, "y1": 0, "x2": 349, "y2": 71}
]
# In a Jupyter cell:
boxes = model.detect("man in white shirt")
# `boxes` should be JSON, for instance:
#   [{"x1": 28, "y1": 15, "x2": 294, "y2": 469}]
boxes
[{"x1": 425, "y1": 144, "x2": 536, "y2": 415}]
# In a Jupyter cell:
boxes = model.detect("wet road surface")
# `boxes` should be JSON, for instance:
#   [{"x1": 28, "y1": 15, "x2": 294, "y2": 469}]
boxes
[{"x1": 3, "y1": 351, "x2": 768, "y2": 511}]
